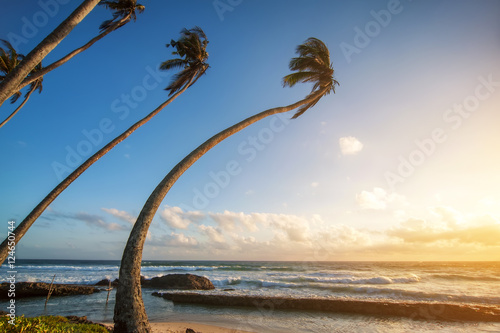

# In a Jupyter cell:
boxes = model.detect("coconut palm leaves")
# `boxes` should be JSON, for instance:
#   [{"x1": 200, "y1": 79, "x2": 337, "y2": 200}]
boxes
[
  {"x1": 0, "y1": 27, "x2": 210, "y2": 267},
  {"x1": 283, "y1": 37, "x2": 339, "y2": 119},
  {"x1": 9, "y1": 0, "x2": 145, "y2": 98},
  {"x1": 99, "y1": 0, "x2": 145, "y2": 31},
  {"x1": 161, "y1": 26, "x2": 209, "y2": 95},
  {"x1": 0, "y1": 40, "x2": 43, "y2": 129},
  {"x1": 0, "y1": 40, "x2": 24, "y2": 103}
]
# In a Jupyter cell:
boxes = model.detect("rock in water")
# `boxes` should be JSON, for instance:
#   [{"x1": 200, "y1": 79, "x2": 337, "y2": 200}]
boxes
[
  {"x1": 143, "y1": 274, "x2": 214, "y2": 290},
  {"x1": 0, "y1": 282, "x2": 100, "y2": 299}
]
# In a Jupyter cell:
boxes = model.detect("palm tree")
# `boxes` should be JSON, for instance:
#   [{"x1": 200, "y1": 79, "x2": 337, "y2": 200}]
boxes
[
  {"x1": 0, "y1": 27, "x2": 209, "y2": 266},
  {"x1": 113, "y1": 37, "x2": 338, "y2": 333},
  {"x1": 0, "y1": 40, "x2": 43, "y2": 129},
  {"x1": 0, "y1": 0, "x2": 101, "y2": 107},
  {"x1": 14, "y1": 0, "x2": 145, "y2": 93}
]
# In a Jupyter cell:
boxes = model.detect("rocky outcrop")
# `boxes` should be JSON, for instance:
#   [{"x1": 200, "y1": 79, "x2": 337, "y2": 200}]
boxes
[
  {"x1": 0, "y1": 274, "x2": 213, "y2": 299},
  {"x1": 143, "y1": 274, "x2": 214, "y2": 290},
  {"x1": 95, "y1": 279, "x2": 117, "y2": 286},
  {"x1": 0, "y1": 282, "x2": 100, "y2": 299},
  {"x1": 94, "y1": 274, "x2": 213, "y2": 290},
  {"x1": 153, "y1": 292, "x2": 500, "y2": 322}
]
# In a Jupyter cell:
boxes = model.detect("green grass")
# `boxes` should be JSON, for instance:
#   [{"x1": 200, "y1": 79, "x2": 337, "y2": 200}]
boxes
[{"x1": 0, "y1": 315, "x2": 110, "y2": 333}]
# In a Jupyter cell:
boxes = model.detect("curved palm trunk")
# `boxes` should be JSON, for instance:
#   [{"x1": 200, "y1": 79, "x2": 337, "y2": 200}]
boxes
[
  {"x1": 17, "y1": 16, "x2": 131, "y2": 91},
  {"x1": 0, "y1": 88, "x2": 35, "y2": 129},
  {"x1": 113, "y1": 96, "x2": 312, "y2": 333},
  {"x1": 0, "y1": 79, "x2": 193, "y2": 266},
  {"x1": 0, "y1": 0, "x2": 101, "y2": 108}
]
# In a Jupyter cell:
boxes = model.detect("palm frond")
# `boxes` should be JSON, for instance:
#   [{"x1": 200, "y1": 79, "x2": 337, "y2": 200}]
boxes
[
  {"x1": 282, "y1": 71, "x2": 318, "y2": 88},
  {"x1": 165, "y1": 67, "x2": 197, "y2": 95},
  {"x1": 283, "y1": 37, "x2": 339, "y2": 118},
  {"x1": 159, "y1": 58, "x2": 187, "y2": 71},
  {"x1": 161, "y1": 26, "x2": 210, "y2": 95},
  {"x1": 98, "y1": 0, "x2": 145, "y2": 32},
  {"x1": 9, "y1": 91, "x2": 22, "y2": 104}
]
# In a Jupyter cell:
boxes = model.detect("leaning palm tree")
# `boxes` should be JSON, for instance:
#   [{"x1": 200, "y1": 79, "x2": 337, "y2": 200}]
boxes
[
  {"x1": 113, "y1": 37, "x2": 338, "y2": 333},
  {"x1": 0, "y1": 27, "x2": 209, "y2": 266},
  {"x1": 0, "y1": 0, "x2": 101, "y2": 107},
  {"x1": 14, "y1": 0, "x2": 145, "y2": 93},
  {"x1": 0, "y1": 40, "x2": 43, "y2": 129}
]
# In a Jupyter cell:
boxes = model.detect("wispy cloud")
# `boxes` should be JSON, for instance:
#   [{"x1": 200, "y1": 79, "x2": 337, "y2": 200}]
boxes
[
  {"x1": 102, "y1": 208, "x2": 136, "y2": 224},
  {"x1": 388, "y1": 210, "x2": 500, "y2": 246},
  {"x1": 149, "y1": 232, "x2": 199, "y2": 248},
  {"x1": 43, "y1": 210, "x2": 126, "y2": 231},
  {"x1": 356, "y1": 187, "x2": 406, "y2": 210}
]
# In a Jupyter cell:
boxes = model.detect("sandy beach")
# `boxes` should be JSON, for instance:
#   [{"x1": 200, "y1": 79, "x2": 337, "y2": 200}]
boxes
[{"x1": 101, "y1": 322, "x2": 255, "y2": 333}]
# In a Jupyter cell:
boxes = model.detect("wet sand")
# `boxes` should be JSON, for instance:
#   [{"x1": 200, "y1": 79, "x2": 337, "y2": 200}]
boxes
[{"x1": 100, "y1": 321, "x2": 255, "y2": 333}]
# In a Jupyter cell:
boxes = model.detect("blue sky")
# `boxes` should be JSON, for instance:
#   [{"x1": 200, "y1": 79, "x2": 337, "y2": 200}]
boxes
[{"x1": 1, "y1": 0, "x2": 499, "y2": 261}]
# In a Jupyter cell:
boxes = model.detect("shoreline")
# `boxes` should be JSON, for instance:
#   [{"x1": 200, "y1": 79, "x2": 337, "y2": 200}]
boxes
[{"x1": 100, "y1": 321, "x2": 256, "y2": 333}]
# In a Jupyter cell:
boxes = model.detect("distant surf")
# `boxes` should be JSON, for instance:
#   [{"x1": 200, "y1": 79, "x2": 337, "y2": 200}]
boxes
[{"x1": 2, "y1": 260, "x2": 500, "y2": 332}]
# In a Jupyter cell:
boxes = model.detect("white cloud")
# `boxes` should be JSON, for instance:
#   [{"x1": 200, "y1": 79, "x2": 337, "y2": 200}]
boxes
[
  {"x1": 388, "y1": 213, "x2": 500, "y2": 246},
  {"x1": 102, "y1": 208, "x2": 136, "y2": 224},
  {"x1": 141, "y1": 206, "x2": 500, "y2": 260},
  {"x1": 311, "y1": 182, "x2": 319, "y2": 188},
  {"x1": 429, "y1": 206, "x2": 463, "y2": 227},
  {"x1": 209, "y1": 210, "x2": 260, "y2": 232},
  {"x1": 159, "y1": 205, "x2": 204, "y2": 229},
  {"x1": 150, "y1": 232, "x2": 199, "y2": 248},
  {"x1": 339, "y1": 136, "x2": 363, "y2": 155},
  {"x1": 356, "y1": 187, "x2": 406, "y2": 210},
  {"x1": 198, "y1": 225, "x2": 225, "y2": 243}
]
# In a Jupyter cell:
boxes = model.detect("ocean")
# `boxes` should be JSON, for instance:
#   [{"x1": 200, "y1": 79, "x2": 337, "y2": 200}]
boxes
[{"x1": 2, "y1": 260, "x2": 500, "y2": 332}]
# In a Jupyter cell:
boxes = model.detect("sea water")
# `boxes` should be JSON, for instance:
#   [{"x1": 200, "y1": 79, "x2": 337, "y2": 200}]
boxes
[{"x1": 2, "y1": 260, "x2": 500, "y2": 332}]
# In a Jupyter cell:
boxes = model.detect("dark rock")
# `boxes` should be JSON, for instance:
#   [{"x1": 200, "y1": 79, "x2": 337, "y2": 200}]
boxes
[
  {"x1": 186, "y1": 329, "x2": 196, "y2": 333},
  {"x1": 143, "y1": 274, "x2": 214, "y2": 290},
  {"x1": 96, "y1": 275, "x2": 147, "y2": 287},
  {"x1": 0, "y1": 282, "x2": 100, "y2": 299},
  {"x1": 223, "y1": 288, "x2": 235, "y2": 291},
  {"x1": 95, "y1": 279, "x2": 112, "y2": 286},
  {"x1": 153, "y1": 293, "x2": 500, "y2": 322}
]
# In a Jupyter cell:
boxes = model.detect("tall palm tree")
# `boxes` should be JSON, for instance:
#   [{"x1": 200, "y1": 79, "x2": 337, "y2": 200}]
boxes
[
  {"x1": 0, "y1": 40, "x2": 43, "y2": 129},
  {"x1": 113, "y1": 37, "x2": 338, "y2": 333},
  {"x1": 0, "y1": 27, "x2": 209, "y2": 266},
  {"x1": 0, "y1": 0, "x2": 101, "y2": 107},
  {"x1": 15, "y1": 0, "x2": 145, "y2": 93}
]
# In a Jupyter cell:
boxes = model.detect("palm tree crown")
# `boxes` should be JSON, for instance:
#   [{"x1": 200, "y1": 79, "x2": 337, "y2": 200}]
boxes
[
  {"x1": 160, "y1": 26, "x2": 209, "y2": 95},
  {"x1": 99, "y1": 0, "x2": 145, "y2": 31},
  {"x1": 0, "y1": 40, "x2": 42, "y2": 104},
  {"x1": 0, "y1": 40, "x2": 24, "y2": 103},
  {"x1": 282, "y1": 37, "x2": 339, "y2": 119}
]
